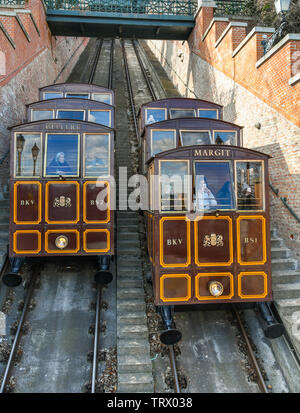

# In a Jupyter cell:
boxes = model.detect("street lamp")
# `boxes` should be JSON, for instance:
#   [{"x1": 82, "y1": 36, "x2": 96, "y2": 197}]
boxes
[
  {"x1": 261, "y1": 0, "x2": 291, "y2": 55},
  {"x1": 16, "y1": 134, "x2": 25, "y2": 176},
  {"x1": 31, "y1": 143, "x2": 40, "y2": 176}
]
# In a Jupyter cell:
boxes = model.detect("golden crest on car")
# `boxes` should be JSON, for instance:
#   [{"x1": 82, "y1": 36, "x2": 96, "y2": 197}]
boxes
[
  {"x1": 53, "y1": 196, "x2": 71, "y2": 208},
  {"x1": 203, "y1": 233, "x2": 224, "y2": 247}
]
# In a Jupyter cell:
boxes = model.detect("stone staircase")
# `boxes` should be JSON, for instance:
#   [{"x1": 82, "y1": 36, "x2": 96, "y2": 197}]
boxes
[
  {"x1": 271, "y1": 228, "x2": 300, "y2": 355},
  {"x1": 116, "y1": 211, "x2": 153, "y2": 392}
]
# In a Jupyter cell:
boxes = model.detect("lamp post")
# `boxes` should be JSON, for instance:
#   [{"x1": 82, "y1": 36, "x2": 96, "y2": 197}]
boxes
[
  {"x1": 16, "y1": 134, "x2": 25, "y2": 176},
  {"x1": 261, "y1": 0, "x2": 291, "y2": 55},
  {"x1": 31, "y1": 143, "x2": 40, "y2": 176}
]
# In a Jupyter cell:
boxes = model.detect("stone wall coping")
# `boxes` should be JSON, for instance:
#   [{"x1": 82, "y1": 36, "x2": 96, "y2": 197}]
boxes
[
  {"x1": 195, "y1": 0, "x2": 217, "y2": 18},
  {"x1": 289, "y1": 72, "x2": 300, "y2": 86},
  {"x1": 232, "y1": 26, "x2": 275, "y2": 58},
  {"x1": 256, "y1": 33, "x2": 300, "y2": 68},
  {"x1": 201, "y1": 16, "x2": 229, "y2": 41},
  {"x1": 0, "y1": 4, "x2": 24, "y2": 9},
  {"x1": 0, "y1": 9, "x2": 30, "y2": 16},
  {"x1": 215, "y1": 21, "x2": 248, "y2": 48}
]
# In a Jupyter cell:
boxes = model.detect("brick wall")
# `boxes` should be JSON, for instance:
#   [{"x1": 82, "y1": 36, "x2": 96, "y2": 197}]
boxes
[
  {"x1": 0, "y1": 0, "x2": 89, "y2": 195},
  {"x1": 146, "y1": 4, "x2": 300, "y2": 258}
]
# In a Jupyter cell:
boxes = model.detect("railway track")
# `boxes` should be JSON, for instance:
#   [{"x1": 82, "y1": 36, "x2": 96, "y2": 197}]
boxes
[
  {"x1": 0, "y1": 264, "x2": 40, "y2": 393},
  {"x1": 0, "y1": 37, "x2": 299, "y2": 394}
]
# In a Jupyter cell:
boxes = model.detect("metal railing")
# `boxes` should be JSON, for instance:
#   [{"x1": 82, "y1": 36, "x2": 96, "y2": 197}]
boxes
[
  {"x1": 214, "y1": 0, "x2": 248, "y2": 17},
  {"x1": 269, "y1": 183, "x2": 300, "y2": 224},
  {"x1": 44, "y1": 0, "x2": 197, "y2": 16},
  {"x1": 0, "y1": 0, "x2": 25, "y2": 5}
]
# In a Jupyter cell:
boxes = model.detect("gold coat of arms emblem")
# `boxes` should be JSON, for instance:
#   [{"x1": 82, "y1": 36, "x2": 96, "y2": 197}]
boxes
[
  {"x1": 203, "y1": 233, "x2": 224, "y2": 247},
  {"x1": 53, "y1": 196, "x2": 71, "y2": 208}
]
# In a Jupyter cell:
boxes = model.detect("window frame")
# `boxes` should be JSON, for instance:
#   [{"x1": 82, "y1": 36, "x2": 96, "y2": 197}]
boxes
[
  {"x1": 169, "y1": 108, "x2": 196, "y2": 119},
  {"x1": 158, "y1": 159, "x2": 190, "y2": 214},
  {"x1": 145, "y1": 107, "x2": 167, "y2": 125},
  {"x1": 179, "y1": 129, "x2": 212, "y2": 146},
  {"x1": 43, "y1": 132, "x2": 80, "y2": 178},
  {"x1": 14, "y1": 132, "x2": 43, "y2": 179},
  {"x1": 234, "y1": 159, "x2": 265, "y2": 212},
  {"x1": 197, "y1": 108, "x2": 219, "y2": 119},
  {"x1": 193, "y1": 159, "x2": 236, "y2": 212},
  {"x1": 88, "y1": 109, "x2": 112, "y2": 127},
  {"x1": 213, "y1": 130, "x2": 237, "y2": 146},
  {"x1": 83, "y1": 132, "x2": 111, "y2": 179},
  {"x1": 150, "y1": 129, "x2": 177, "y2": 157}
]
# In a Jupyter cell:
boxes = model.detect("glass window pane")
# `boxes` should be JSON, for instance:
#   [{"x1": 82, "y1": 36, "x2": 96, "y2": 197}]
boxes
[
  {"x1": 15, "y1": 133, "x2": 41, "y2": 177},
  {"x1": 45, "y1": 134, "x2": 79, "y2": 176},
  {"x1": 169, "y1": 109, "x2": 196, "y2": 119},
  {"x1": 89, "y1": 111, "x2": 111, "y2": 127},
  {"x1": 151, "y1": 130, "x2": 176, "y2": 156},
  {"x1": 84, "y1": 134, "x2": 110, "y2": 177},
  {"x1": 44, "y1": 92, "x2": 63, "y2": 100},
  {"x1": 180, "y1": 131, "x2": 211, "y2": 146},
  {"x1": 66, "y1": 93, "x2": 89, "y2": 99},
  {"x1": 236, "y1": 162, "x2": 264, "y2": 210},
  {"x1": 145, "y1": 108, "x2": 166, "y2": 125},
  {"x1": 198, "y1": 109, "x2": 218, "y2": 119},
  {"x1": 32, "y1": 110, "x2": 54, "y2": 121},
  {"x1": 57, "y1": 110, "x2": 85, "y2": 120},
  {"x1": 214, "y1": 131, "x2": 236, "y2": 145},
  {"x1": 160, "y1": 161, "x2": 189, "y2": 212},
  {"x1": 194, "y1": 162, "x2": 234, "y2": 210},
  {"x1": 92, "y1": 93, "x2": 112, "y2": 105}
]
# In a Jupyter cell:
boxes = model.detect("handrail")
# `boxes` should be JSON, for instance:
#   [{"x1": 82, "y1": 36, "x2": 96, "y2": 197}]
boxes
[
  {"x1": 44, "y1": 0, "x2": 197, "y2": 16},
  {"x1": 269, "y1": 183, "x2": 300, "y2": 224},
  {"x1": 0, "y1": 0, "x2": 25, "y2": 5},
  {"x1": 214, "y1": 0, "x2": 248, "y2": 17}
]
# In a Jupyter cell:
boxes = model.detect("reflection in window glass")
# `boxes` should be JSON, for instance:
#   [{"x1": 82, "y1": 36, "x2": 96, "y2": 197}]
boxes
[
  {"x1": 169, "y1": 109, "x2": 196, "y2": 119},
  {"x1": 236, "y1": 161, "x2": 263, "y2": 210},
  {"x1": 151, "y1": 130, "x2": 176, "y2": 156},
  {"x1": 194, "y1": 162, "x2": 234, "y2": 210},
  {"x1": 15, "y1": 133, "x2": 41, "y2": 177},
  {"x1": 160, "y1": 161, "x2": 189, "y2": 212},
  {"x1": 32, "y1": 110, "x2": 54, "y2": 121},
  {"x1": 89, "y1": 111, "x2": 111, "y2": 127},
  {"x1": 44, "y1": 92, "x2": 63, "y2": 100},
  {"x1": 145, "y1": 108, "x2": 166, "y2": 125},
  {"x1": 92, "y1": 93, "x2": 112, "y2": 105},
  {"x1": 84, "y1": 134, "x2": 110, "y2": 177},
  {"x1": 180, "y1": 131, "x2": 211, "y2": 146},
  {"x1": 214, "y1": 131, "x2": 236, "y2": 145},
  {"x1": 45, "y1": 134, "x2": 79, "y2": 176},
  {"x1": 198, "y1": 109, "x2": 218, "y2": 119},
  {"x1": 57, "y1": 110, "x2": 85, "y2": 120},
  {"x1": 66, "y1": 93, "x2": 89, "y2": 99}
]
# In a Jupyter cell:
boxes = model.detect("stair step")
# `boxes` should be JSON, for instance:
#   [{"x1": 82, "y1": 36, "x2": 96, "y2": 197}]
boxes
[
  {"x1": 272, "y1": 258, "x2": 298, "y2": 271},
  {"x1": 118, "y1": 324, "x2": 149, "y2": 339},
  {"x1": 118, "y1": 356, "x2": 152, "y2": 373},
  {"x1": 273, "y1": 283, "x2": 300, "y2": 299},
  {"x1": 118, "y1": 373, "x2": 153, "y2": 393},
  {"x1": 271, "y1": 238, "x2": 283, "y2": 248},
  {"x1": 118, "y1": 299, "x2": 145, "y2": 312},
  {"x1": 272, "y1": 270, "x2": 300, "y2": 284},
  {"x1": 276, "y1": 298, "x2": 300, "y2": 315},
  {"x1": 117, "y1": 288, "x2": 144, "y2": 299},
  {"x1": 117, "y1": 279, "x2": 143, "y2": 288},
  {"x1": 118, "y1": 312, "x2": 147, "y2": 325},
  {"x1": 271, "y1": 248, "x2": 290, "y2": 259}
]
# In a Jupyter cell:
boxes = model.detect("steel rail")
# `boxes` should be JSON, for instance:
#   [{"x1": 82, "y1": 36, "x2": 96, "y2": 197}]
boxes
[
  {"x1": 91, "y1": 282, "x2": 102, "y2": 393},
  {"x1": 233, "y1": 306, "x2": 269, "y2": 393},
  {"x1": 108, "y1": 39, "x2": 114, "y2": 90},
  {"x1": 88, "y1": 38, "x2": 104, "y2": 85},
  {"x1": 132, "y1": 39, "x2": 157, "y2": 101},
  {"x1": 0, "y1": 268, "x2": 38, "y2": 393},
  {"x1": 169, "y1": 345, "x2": 180, "y2": 393},
  {"x1": 120, "y1": 39, "x2": 139, "y2": 141}
]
